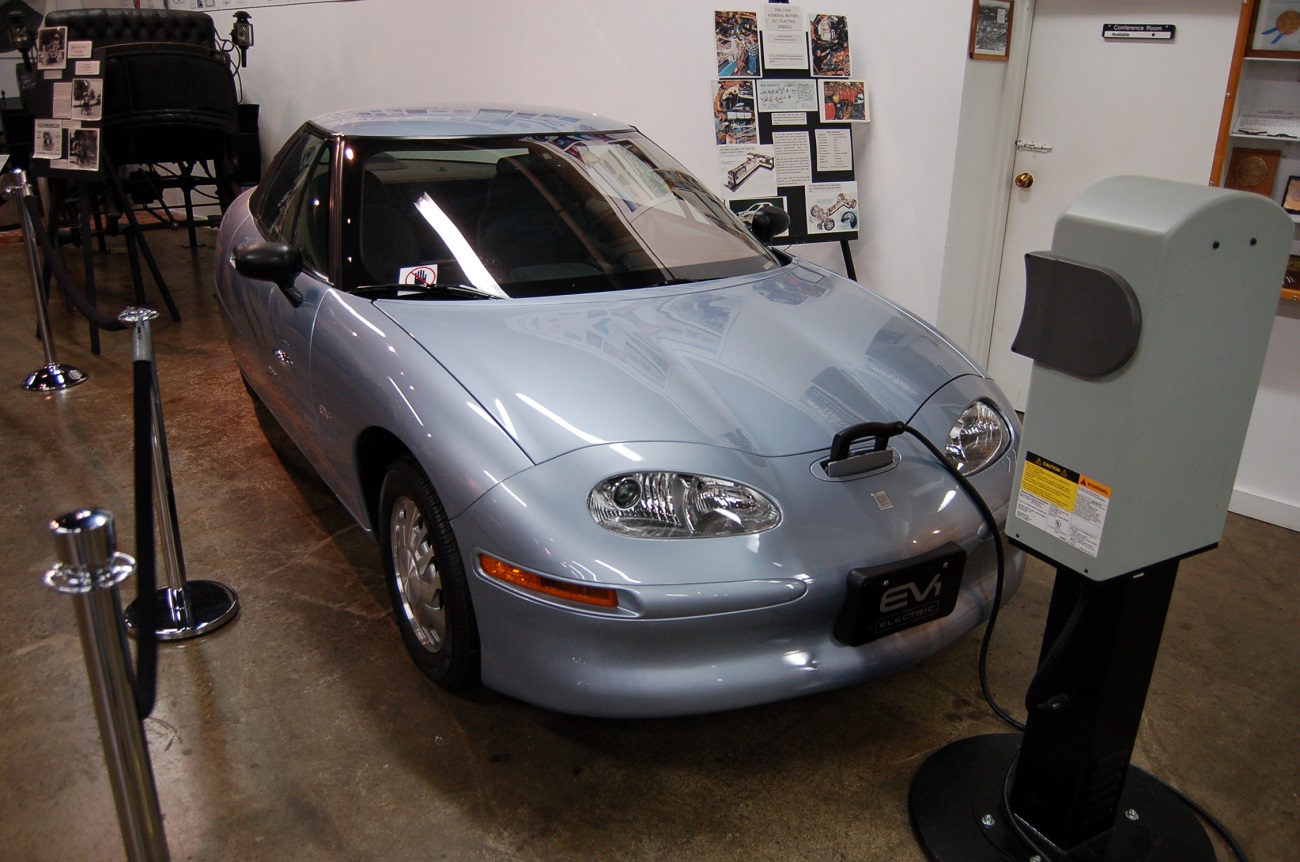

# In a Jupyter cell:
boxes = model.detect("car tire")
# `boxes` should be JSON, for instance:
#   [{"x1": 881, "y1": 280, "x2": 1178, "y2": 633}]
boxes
[
  {"x1": 239, "y1": 371, "x2": 261, "y2": 402},
  {"x1": 378, "y1": 456, "x2": 480, "y2": 690}
]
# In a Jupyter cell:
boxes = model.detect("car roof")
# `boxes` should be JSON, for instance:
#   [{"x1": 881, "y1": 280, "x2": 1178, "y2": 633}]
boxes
[{"x1": 309, "y1": 104, "x2": 633, "y2": 138}]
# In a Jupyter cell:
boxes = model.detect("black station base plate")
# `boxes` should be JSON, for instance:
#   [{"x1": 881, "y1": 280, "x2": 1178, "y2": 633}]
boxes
[{"x1": 909, "y1": 733, "x2": 1215, "y2": 861}]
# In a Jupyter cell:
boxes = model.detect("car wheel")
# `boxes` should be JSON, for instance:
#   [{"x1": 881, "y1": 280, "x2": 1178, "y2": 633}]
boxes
[{"x1": 378, "y1": 456, "x2": 480, "y2": 690}]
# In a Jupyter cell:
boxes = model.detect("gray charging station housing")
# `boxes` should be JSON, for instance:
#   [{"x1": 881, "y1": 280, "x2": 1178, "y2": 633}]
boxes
[{"x1": 1006, "y1": 176, "x2": 1290, "y2": 581}]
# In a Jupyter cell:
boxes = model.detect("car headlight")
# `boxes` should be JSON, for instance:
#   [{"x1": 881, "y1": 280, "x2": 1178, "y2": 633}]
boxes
[
  {"x1": 588, "y1": 472, "x2": 781, "y2": 538},
  {"x1": 945, "y1": 400, "x2": 1011, "y2": 475}
]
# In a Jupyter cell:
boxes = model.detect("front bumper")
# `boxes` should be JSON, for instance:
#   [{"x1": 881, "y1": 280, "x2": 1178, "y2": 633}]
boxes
[{"x1": 450, "y1": 434, "x2": 1024, "y2": 718}]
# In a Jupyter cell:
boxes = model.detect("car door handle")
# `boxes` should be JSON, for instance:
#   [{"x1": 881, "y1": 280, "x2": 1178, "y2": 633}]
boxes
[{"x1": 273, "y1": 348, "x2": 294, "y2": 366}]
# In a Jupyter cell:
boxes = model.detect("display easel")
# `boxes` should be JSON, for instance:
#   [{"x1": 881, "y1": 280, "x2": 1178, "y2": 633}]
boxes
[
  {"x1": 27, "y1": 39, "x2": 179, "y2": 354},
  {"x1": 713, "y1": 7, "x2": 864, "y2": 278}
]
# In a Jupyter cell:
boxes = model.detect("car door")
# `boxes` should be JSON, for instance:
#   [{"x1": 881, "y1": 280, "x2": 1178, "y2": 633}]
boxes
[{"x1": 249, "y1": 129, "x2": 336, "y2": 444}]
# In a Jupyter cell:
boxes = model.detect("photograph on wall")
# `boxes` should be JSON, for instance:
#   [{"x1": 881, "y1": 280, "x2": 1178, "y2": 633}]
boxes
[
  {"x1": 716, "y1": 11, "x2": 761, "y2": 77},
  {"x1": 72, "y1": 78, "x2": 102, "y2": 121},
  {"x1": 806, "y1": 182, "x2": 859, "y2": 233},
  {"x1": 728, "y1": 196, "x2": 791, "y2": 239},
  {"x1": 714, "y1": 79, "x2": 758, "y2": 144},
  {"x1": 761, "y1": 3, "x2": 808, "y2": 70},
  {"x1": 35, "y1": 25, "x2": 67, "y2": 71},
  {"x1": 32, "y1": 119, "x2": 63, "y2": 159},
  {"x1": 970, "y1": 0, "x2": 1013, "y2": 61},
  {"x1": 719, "y1": 143, "x2": 777, "y2": 197},
  {"x1": 819, "y1": 79, "x2": 868, "y2": 122},
  {"x1": 809, "y1": 14, "x2": 851, "y2": 77},
  {"x1": 1253, "y1": 1, "x2": 1300, "y2": 51},
  {"x1": 67, "y1": 127, "x2": 100, "y2": 172},
  {"x1": 1283, "y1": 176, "x2": 1300, "y2": 214}
]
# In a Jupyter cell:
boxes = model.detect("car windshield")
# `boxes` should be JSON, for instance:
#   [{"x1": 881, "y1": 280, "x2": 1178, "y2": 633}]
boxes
[{"x1": 341, "y1": 130, "x2": 782, "y2": 298}]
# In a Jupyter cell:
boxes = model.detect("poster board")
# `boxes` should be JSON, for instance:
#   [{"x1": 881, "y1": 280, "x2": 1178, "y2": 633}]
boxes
[
  {"x1": 27, "y1": 25, "x2": 104, "y2": 178},
  {"x1": 713, "y1": 6, "x2": 866, "y2": 247}
]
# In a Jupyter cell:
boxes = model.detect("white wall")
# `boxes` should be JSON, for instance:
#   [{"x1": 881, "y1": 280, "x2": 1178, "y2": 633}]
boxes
[
  {"x1": 11, "y1": 0, "x2": 1297, "y2": 530},
  {"x1": 945, "y1": 0, "x2": 1300, "y2": 530},
  {"x1": 227, "y1": 0, "x2": 968, "y2": 319},
  {"x1": 1233, "y1": 307, "x2": 1300, "y2": 530},
  {"x1": 935, "y1": 0, "x2": 1034, "y2": 363}
]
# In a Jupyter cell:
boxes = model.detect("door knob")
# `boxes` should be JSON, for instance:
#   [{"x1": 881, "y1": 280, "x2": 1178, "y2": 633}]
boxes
[{"x1": 1015, "y1": 172, "x2": 1035, "y2": 189}]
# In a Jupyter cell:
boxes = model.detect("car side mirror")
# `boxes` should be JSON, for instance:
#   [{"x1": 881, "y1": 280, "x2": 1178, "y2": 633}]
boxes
[
  {"x1": 233, "y1": 241, "x2": 305, "y2": 306},
  {"x1": 745, "y1": 204, "x2": 791, "y2": 244}
]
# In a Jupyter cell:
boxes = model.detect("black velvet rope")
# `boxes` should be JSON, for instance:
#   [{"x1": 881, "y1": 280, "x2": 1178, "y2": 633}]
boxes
[
  {"x1": 21, "y1": 195, "x2": 126, "y2": 333},
  {"x1": 132, "y1": 358, "x2": 158, "y2": 720}
]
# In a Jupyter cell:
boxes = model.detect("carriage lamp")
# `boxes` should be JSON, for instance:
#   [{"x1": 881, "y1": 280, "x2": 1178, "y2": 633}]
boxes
[
  {"x1": 7, "y1": 11, "x2": 33, "y2": 70},
  {"x1": 231, "y1": 11, "x2": 253, "y2": 68}
]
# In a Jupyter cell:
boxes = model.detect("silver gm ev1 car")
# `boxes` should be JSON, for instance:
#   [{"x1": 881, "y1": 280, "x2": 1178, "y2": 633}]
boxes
[{"x1": 215, "y1": 105, "x2": 1025, "y2": 717}]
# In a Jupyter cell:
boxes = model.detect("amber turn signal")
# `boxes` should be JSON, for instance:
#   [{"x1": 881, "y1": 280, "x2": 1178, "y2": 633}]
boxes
[{"x1": 479, "y1": 554, "x2": 619, "y2": 608}]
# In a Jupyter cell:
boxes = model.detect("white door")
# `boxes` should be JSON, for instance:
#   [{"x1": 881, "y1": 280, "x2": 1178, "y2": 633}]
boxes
[{"x1": 986, "y1": 0, "x2": 1241, "y2": 410}]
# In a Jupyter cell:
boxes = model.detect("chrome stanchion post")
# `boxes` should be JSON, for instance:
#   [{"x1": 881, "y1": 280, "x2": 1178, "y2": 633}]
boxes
[
  {"x1": 120, "y1": 308, "x2": 239, "y2": 640},
  {"x1": 43, "y1": 508, "x2": 171, "y2": 862},
  {"x1": 6, "y1": 168, "x2": 88, "y2": 391}
]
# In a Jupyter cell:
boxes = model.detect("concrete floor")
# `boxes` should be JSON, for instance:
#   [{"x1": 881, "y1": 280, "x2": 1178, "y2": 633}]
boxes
[{"x1": 0, "y1": 227, "x2": 1296, "y2": 862}]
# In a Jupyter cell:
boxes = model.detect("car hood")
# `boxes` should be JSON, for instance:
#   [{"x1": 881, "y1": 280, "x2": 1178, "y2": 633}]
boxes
[{"x1": 375, "y1": 263, "x2": 981, "y2": 463}]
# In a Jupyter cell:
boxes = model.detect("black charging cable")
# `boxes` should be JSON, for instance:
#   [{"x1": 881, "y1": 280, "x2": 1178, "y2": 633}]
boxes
[
  {"x1": 849, "y1": 420, "x2": 1024, "y2": 730},
  {"x1": 856, "y1": 419, "x2": 1251, "y2": 862}
]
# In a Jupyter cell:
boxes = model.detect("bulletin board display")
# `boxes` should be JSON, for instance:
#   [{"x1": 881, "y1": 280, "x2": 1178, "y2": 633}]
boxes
[
  {"x1": 713, "y1": 6, "x2": 867, "y2": 246},
  {"x1": 27, "y1": 25, "x2": 105, "y2": 179}
]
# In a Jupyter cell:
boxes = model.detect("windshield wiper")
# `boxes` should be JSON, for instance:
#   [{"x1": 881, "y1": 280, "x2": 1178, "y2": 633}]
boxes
[{"x1": 354, "y1": 283, "x2": 504, "y2": 301}]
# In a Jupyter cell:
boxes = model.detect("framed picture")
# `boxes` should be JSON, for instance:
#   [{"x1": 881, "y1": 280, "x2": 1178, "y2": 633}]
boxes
[
  {"x1": 1282, "y1": 254, "x2": 1300, "y2": 293},
  {"x1": 1224, "y1": 147, "x2": 1281, "y2": 196},
  {"x1": 1283, "y1": 176, "x2": 1300, "y2": 213},
  {"x1": 1250, "y1": 1, "x2": 1300, "y2": 56},
  {"x1": 970, "y1": 0, "x2": 1013, "y2": 61}
]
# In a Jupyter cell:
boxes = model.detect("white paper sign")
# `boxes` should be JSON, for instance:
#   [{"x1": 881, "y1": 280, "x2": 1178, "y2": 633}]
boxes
[
  {"x1": 771, "y1": 111, "x2": 807, "y2": 126},
  {"x1": 772, "y1": 131, "x2": 812, "y2": 187},
  {"x1": 761, "y1": 3, "x2": 809, "y2": 69},
  {"x1": 757, "y1": 79, "x2": 818, "y2": 113},
  {"x1": 52, "y1": 82, "x2": 73, "y2": 120},
  {"x1": 815, "y1": 128, "x2": 853, "y2": 172}
]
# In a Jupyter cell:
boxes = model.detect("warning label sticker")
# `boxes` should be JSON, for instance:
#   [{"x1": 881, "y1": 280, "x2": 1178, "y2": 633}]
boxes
[{"x1": 1014, "y1": 452, "x2": 1111, "y2": 557}]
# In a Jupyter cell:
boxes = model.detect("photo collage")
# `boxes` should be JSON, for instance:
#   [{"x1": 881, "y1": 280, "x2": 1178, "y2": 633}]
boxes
[{"x1": 713, "y1": 6, "x2": 866, "y2": 240}]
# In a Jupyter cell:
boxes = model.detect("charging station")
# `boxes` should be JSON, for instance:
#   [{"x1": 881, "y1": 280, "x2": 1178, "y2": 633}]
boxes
[{"x1": 910, "y1": 176, "x2": 1291, "y2": 861}]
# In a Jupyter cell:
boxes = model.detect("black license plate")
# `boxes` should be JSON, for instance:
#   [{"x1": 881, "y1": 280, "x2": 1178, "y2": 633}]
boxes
[{"x1": 834, "y1": 543, "x2": 966, "y2": 646}]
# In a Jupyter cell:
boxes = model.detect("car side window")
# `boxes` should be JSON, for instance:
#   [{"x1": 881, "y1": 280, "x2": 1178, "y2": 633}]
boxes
[{"x1": 256, "y1": 129, "x2": 332, "y2": 278}]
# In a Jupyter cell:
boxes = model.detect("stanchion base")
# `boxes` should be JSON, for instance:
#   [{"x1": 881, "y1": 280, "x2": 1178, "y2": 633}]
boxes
[
  {"x1": 909, "y1": 733, "x2": 1214, "y2": 861},
  {"x1": 22, "y1": 363, "x2": 88, "y2": 392},
  {"x1": 125, "y1": 580, "x2": 239, "y2": 641}
]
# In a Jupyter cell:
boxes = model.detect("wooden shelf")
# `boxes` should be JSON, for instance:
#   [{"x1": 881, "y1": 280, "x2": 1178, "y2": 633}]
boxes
[{"x1": 1214, "y1": 1, "x2": 1300, "y2": 308}]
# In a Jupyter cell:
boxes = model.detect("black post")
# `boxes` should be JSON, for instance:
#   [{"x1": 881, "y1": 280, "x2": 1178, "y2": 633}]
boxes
[
  {"x1": 1008, "y1": 562, "x2": 1177, "y2": 856},
  {"x1": 910, "y1": 558, "x2": 1216, "y2": 861}
]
